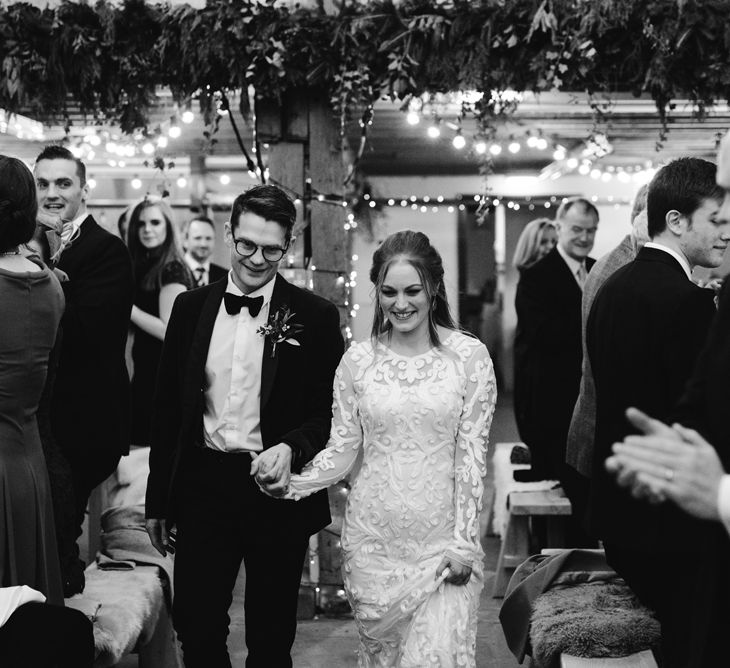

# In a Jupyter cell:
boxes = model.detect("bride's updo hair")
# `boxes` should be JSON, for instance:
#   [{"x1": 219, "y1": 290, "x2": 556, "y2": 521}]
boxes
[
  {"x1": 0, "y1": 155, "x2": 37, "y2": 253},
  {"x1": 369, "y1": 230, "x2": 456, "y2": 347}
]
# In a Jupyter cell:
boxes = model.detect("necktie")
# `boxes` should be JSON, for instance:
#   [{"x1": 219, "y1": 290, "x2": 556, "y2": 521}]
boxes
[
  {"x1": 576, "y1": 264, "x2": 587, "y2": 289},
  {"x1": 223, "y1": 292, "x2": 264, "y2": 317},
  {"x1": 194, "y1": 266, "x2": 206, "y2": 287}
]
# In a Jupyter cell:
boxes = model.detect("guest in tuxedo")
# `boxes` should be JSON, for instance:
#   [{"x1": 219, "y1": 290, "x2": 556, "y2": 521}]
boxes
[
  {"x1": 145, "y1": 184, "x2": 344, "y2": 668},
  {"x1": 127, "y1": 198, "x2": 193, "y2": 445},
  {"x1": 513, "y1": 198, "x2": 597, "y2": 509},
  {"x1": 587, "y1": 157, "x2": 730, "y2": 667},
  {"x1": 512, "y1": 217, "x2": 557, "y2": 271},
  {"x1": 182, "y1": 215, "x2": 227, "y2": 286},
  {"x1": 34, "y1": 146, "x2": 134, "y2": 596},
  {"x1": 566, "y1": 185, "x2": 649, "y2": 479}
]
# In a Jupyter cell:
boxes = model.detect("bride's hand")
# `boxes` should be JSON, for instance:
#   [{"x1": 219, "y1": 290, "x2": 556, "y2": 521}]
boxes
[{"x1": 435, "y1": 556, "x2": 472, "y2": 586}]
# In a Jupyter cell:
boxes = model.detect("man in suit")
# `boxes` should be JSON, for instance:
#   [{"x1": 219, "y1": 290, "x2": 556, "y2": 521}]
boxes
[
  {"x1": 34, "y1": 146, "x2": 134, "y2": 596},
  {"x1": 145, "y1": 185, "x2": 344, "y2": 668},
  {"x1": 566, "y1": 185, "x2": 649, "y2": 478},
  {"x1": 587, "y1": 157, "x2": 730, "y2": 667},
  {"x1": 182, "y1": 215, "x2": 228, "y2": 286},
  {"x1": 513, "y1": 197, "x2": 598, "y2": 534}
]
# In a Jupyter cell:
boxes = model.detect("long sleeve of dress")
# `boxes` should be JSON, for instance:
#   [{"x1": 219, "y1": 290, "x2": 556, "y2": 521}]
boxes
[
  {"x1": 286, "y1": 352, "x2": 363, "y2": 500},
  {"x1": 446, "y1": 342, "x2": 496, "y2": 567}
]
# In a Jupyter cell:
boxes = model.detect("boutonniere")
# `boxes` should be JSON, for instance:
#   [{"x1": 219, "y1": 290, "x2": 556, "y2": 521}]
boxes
[{"x1": 257, "y1": 306, "x2": 303, "y2": 358}]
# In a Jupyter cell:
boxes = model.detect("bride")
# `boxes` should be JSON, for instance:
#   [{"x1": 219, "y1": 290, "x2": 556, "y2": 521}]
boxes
[{"x1": 258, "y1": 229, "x2": 496, "y2": 667}]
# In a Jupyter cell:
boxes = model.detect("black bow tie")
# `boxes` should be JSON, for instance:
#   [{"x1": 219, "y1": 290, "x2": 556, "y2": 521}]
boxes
[{"x1": 223, "y1": 292, "x2": 264, "y2": 317}]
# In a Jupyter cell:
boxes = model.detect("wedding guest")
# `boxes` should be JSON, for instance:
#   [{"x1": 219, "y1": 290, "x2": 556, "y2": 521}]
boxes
[
  {"x1": 259, "y1": 230, "x2": 497, "y2": 666},
  {"x1": 587, "y1": 157, "x2": 730, "y2": 667},
  {"x1": 117, "y1": 206, "x2": 131, "y2": 243},
  {"x1": 127, "y1": 198, "x2": 193, "y2": 446},
  {"x1": 0, "y1": 155, "x2": 64, "y2": 604},
  {"x1": 566, "y1": 184, "x2": 649, "y2": 479},
  {"x1": 181, "y1": 215, "x2": 227, "y2": 286},
  {"x1": 512, "y1": 217, "x2": 557, "y2": 271},
  {"x1": 145, "y1": 184, "x2": 344, "y2": 667},
  {"x1": 513, "y1": 198, "x2": 597, "y2": 547},
  {"x1": 35, "y1": 145, "x2": 134, "y2": 596}
]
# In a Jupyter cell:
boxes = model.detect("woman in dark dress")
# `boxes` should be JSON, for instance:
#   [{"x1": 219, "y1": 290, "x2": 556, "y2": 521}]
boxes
[
  {"x1": 0, "y1": 156, "x2": 64, "y2": 603},
  {"x1": 127, "y1": 198, "x2": 193, "y2": 445}
]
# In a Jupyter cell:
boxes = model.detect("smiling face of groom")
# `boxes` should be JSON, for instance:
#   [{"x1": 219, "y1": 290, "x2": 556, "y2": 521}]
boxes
[{"x1": 224, "y1": 185, "x2": 296, "y2": 295}]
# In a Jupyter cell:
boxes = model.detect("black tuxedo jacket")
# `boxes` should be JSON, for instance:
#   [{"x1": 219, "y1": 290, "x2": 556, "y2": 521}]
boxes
[
  {"x1": 145, "y1": 273, "x2": 344, "y2": 537},
  {"x1": 52, "y1": 215, "x2": 134, "y2": 457},
  {"x1": 513, "y1": 247, "x2": 595, "y2": 473},
  {"x1": 676, "y1": 279, "x2": 730, "y2": 460},
  {"x1": 587, "y1": 247, "x2": 716, "y2": 548},
  {"x1": 208, "y1": 262, "x2": 228, "y2": 284}
]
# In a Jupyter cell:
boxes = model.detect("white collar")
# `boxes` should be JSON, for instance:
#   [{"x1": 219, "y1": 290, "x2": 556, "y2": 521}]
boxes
[
  {"x1": 644, "y1": 241, "x2": 693, "y2": 281},
  {"x1": 556, "y1": 243, "x2": 586, "y2": 275},
  {"x1": 185, "y1": 254, "x2": 210, "y2": 272},
  {"x1": 66, "y1": 211, "x2": 88, "y2": 233},
  {"x1": 225, "y1": 273, "x2": 276, "y2": 307}
]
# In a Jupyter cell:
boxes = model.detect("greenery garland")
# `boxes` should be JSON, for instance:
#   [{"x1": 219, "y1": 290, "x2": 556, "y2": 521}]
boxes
[{"x1": 1, "y1": 0, "x2": 729, "y2": 137}]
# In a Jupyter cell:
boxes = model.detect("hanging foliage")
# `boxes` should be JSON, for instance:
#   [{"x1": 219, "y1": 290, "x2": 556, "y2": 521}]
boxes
[{"x1": 1, "y1": 0, "x2": 730, "y2": 136}]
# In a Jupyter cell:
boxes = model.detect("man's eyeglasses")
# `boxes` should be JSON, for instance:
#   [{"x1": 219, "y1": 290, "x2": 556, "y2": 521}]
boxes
[{"x1": 232, "y1": 237, "x2": 288, "y2": 262}]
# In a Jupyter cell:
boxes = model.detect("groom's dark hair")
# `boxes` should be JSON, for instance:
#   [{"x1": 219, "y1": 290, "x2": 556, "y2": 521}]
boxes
[
  {"x1": 647, "y1": 157, "x2": 723, "y2": 238},
  {"x1": 230, "y1": 185, "x2": 296, "y2": 241}
]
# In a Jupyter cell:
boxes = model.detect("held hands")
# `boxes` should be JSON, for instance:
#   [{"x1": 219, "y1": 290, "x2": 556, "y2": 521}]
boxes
[
  {"x1": 435, "y1": 555, "x2": 472, "y2": 586},
  {"x1": 251, "y1": 443, "x2": 292, "y2": 497}
]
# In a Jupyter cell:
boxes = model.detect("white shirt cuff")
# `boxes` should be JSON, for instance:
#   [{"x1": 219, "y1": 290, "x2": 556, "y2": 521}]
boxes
[{"x1": 717, "y1": 475, "x2": 730, "y2": 537}]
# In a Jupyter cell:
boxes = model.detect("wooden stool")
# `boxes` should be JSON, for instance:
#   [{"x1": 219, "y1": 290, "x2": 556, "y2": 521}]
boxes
[
  {"x1": 491, "y1": 488, "x2": 571, "y2": 597},
  {"x1": 561, "y1": 650, "x2": 658, "y2": 667}
]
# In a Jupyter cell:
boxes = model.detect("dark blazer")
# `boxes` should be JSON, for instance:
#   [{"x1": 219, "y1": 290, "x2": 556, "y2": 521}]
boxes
[
  {"x1": 513, "y1": 247, "x2": 595, "y2": 478},
  {"x1": 145, "y1": 273, "x2": 344, "y2": 537},
  {"x1": 52, "y1": 215, "x2": 134, "y2": 457},
  {"x1": 208, "y1": 262, "x2": 228, "y2": 284},
  {"x1": 675, "y1": 279, "x2": 730, "y2": 460},
  {"x1": 587, "y1": 246, "x2": 716, "y2": 547}
]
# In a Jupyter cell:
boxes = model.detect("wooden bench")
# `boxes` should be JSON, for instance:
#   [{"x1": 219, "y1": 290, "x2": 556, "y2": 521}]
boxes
[
  {"x1": 561, "y1": 650, "x2": 658, "y2": 667},
  {"x1": 492, "y1": 488, "x2": 572, "y2": 597}
]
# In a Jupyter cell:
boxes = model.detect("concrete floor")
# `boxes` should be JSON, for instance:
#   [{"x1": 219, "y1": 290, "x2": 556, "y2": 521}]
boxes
[{"x1": 120, "y1": 394, "x2": 523, "y2": 667}]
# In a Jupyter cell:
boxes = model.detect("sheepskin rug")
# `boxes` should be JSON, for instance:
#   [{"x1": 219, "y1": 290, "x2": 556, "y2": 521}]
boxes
[
  {"x1": 67, "y1": 566, "x2": 163, "y2": 667},
  {"x1": 530, "y1": 581, "x2": 660, "y2": 668}
]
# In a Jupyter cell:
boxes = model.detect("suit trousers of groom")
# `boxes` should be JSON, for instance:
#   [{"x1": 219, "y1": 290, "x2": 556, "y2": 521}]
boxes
[{"x1": 173, "y1": 447, "x2": 309, "y2": 668}]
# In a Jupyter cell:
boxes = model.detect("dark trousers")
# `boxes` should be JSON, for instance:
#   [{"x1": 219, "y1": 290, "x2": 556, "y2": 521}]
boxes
[
  {"x1": 173, "y1": 448, "x2": 310, "y2": 668},
  {"x1": 0, "y1": 602, "x2": 94, "y2": 668},
  {"x1": 605, "y1": 541, "x2": 730, "y2": 668}
]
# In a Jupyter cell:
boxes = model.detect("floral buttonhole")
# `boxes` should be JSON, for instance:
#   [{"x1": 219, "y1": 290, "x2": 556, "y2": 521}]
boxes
[{"x1": 257, "y1": 306, "x2": 303, "y2": 358}]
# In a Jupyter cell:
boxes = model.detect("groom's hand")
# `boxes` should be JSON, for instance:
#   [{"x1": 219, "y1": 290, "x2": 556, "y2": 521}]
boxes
[
  {"x1": 145, "y1": 518, "x2": 170, "y2": 557},
  {"x1": 251, "y1": 443, "x2": 292, "y2": 497}
]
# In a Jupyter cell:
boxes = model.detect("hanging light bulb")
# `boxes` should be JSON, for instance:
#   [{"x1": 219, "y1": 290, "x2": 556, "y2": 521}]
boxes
[
  {"x1": 176, "y1": 176, "x2": 187, "y2": 188},
  {"x1": 508, "y1": 141, "x2": 521, "y2": 154},
  {"x1": 489, "y1": 144, "x2": 502, "y2": 156},
  {"x1": 131, "y1": 177, "x2": 142, "y2": 190},
  {"x1": 474, "y1": 141, "x2": 487, "y2": 154},
  {"x1": 452, "y1": 133, "x2": 466, "y2": 150},
  {"x1": 182, "y1": 110, "x2": 195, "y2": 124},
  {"x1": 168, "y1": 125, "x2": 181, "y2": 139},
  {"x1": 406, "y1": 111, "x2": 420, "y2": 125},
  {"x1": 427, "y1": 124, "x2": 441, "y2": 139}
]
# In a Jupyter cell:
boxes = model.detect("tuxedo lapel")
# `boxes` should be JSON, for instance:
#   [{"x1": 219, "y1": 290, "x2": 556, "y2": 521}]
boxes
[
  {"x1": 182, "y1": 281, "x2": 227, "y2": 422},
  {"x1": 260, "y1": 274, "x2": 288, "y2": 411}
]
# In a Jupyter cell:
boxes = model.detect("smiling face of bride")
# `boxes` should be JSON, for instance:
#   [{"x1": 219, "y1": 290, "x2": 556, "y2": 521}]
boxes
[{"x1": 378, "y1": 259, "x2": 432, "y2": 340}]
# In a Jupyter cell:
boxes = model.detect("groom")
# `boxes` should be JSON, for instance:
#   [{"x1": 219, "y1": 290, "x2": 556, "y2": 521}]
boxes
[{"x1": 145, "y1": 185, "x2": 344, "y2": 668}]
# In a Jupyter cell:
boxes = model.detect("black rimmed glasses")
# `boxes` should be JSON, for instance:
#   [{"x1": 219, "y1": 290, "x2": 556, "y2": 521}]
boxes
[{"x1": 232, "y1": 237, "x2": 289, "y2": 262}]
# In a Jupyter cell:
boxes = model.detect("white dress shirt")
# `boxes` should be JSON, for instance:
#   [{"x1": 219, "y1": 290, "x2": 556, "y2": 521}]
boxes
[
  {"x1": 185, "y1": 255, "x2": 211, "y2": 286},
  {"x1": 718, "y1": 475, "x2": 730, "y2": 537},
  {"x1": 556, "y1": 243, "x2": 588, "y2": 288},
  {"x1": 203, "y1": 273, "x2": 275, "y2": 453},
  {"x1": 644, "y1": 241, "x2": 693, "y2": 280}
]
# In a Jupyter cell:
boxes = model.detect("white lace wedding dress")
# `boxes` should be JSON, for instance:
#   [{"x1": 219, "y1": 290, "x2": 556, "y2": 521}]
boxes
[{"x1": 287, "y1": 330, "x2": 497, "y2": 667}]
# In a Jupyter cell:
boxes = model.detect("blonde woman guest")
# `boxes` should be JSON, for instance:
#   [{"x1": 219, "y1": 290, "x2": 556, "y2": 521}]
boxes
[
  {"x1": 258, "y1": 230, "x2": 497, "y2": 667},
  {"x1": 127, "y1": 198, "x2": 193, "y2": 445},
  {"x1": 512, "y1": 217, "x2": 557, "y2": 271}
]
